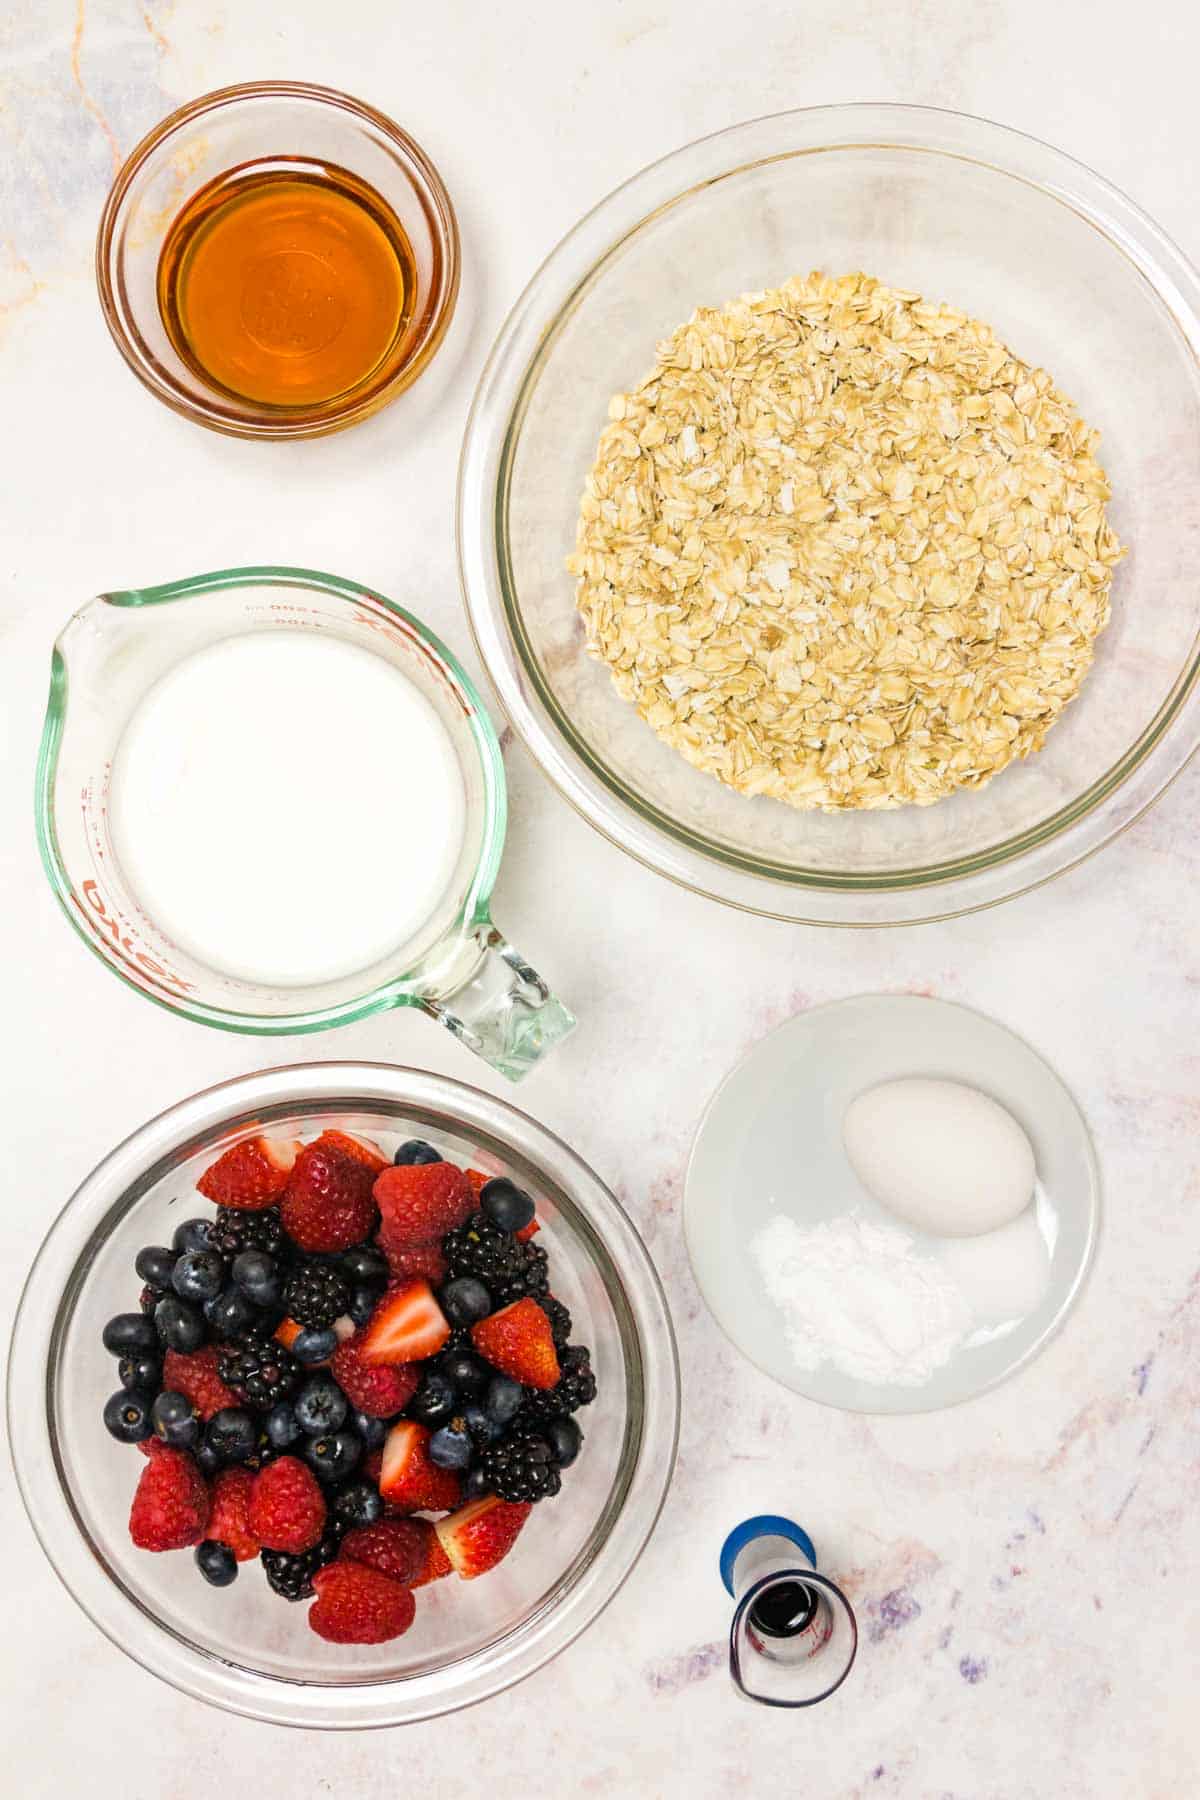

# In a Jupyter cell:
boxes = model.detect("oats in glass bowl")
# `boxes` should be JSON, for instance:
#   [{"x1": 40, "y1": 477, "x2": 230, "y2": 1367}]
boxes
[{"x1": 568, "y1": 271, "x2": 1124, "y2": 811}]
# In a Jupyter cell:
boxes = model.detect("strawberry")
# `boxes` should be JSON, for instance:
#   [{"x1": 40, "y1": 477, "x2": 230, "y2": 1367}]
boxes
[
  {"x1": 274, "y1": 1317, "x2": 302, "y2": 1350},
  {"x1": 515, "y1": 1218, "x2": 541, "y2": 1243},
  {"x1": 312, "y1": 1128, "x2": 389, "y2": 1173},
  {"x1": 162, "y1": 1346, "x2": 236, "y2": 1421},
  {"x1": 281, "y1": 1141, "x2": 377, "y2": 1253},
  {"x1": 129, "y1": 1446, "x2": 209, "y2": 1551},
  {"x1": 248, "y1": 1455, "x2": 327, "y2": 1553},
  {"x1": 331, "y1": 1332, "x2": 420, "y2": 1417},
  {"x1": 359, "y1": 1279, "x2": 450, "y2": 1365},
  {"x1": 206, "y1": 1467, "x2": 260, "y2": 1562},
  {"x1": 377, "y1": 1237, "x2": 449, "y2": 1286},
  {"x1": 373, "y1": 1162, "x2": 473, "y2": 1252},
  {"x1": 435, "y1": 1496, "x2": 531, "y2": 1580},
  {"x1": 471, "y1": 1297, "x2": 560, "y2": 1390},
  {"x1": 340, "y1": 1517, "x2": 427, "y2": 1587},
  {"x1": 465, "y1": 1168, "x2": 489, "y2": 1196},
  {"x1": 378, "y1": 1421, "x2": 462, "y2": 1513},
  {"x1": 308, "y1": 1561, "x2": 416, "y2": 1644},
  {"x1": 196, "y1": 1136, "x2": 299, "y2": 1209}
]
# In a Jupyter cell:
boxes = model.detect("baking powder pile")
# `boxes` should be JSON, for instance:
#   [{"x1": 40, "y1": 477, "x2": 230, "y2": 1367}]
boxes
[{"x1": 750, "y1": 1213, "x2": 973, "y2": 1386}]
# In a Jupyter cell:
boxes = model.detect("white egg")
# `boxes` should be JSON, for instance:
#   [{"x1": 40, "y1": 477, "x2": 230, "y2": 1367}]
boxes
[{"x1": 842, "y1": 1077, "x2": 1036, "y2": 1238}]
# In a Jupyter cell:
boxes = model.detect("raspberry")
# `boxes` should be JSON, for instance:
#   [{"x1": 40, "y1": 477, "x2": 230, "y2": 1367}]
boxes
[
  {"x1": 339, "y1": 1518, "x2": 426, "y2": 1587},
  {"x1": 377, "y1": 1237, "x2": 449, "y2": 1286},
  {"x1": 206, "y1": 1467, "x2": 260, "y2": 1562},
  {"x1": 373, "y1": 1163, "x2": 473, "y2": 1252},
  {"x1": 308, "y1": 1561, "x2": 417, "y2": 1644},
  {"x1": 129, "y1": 1446, "x2": 209, "y2": 1551},
  {"x1": 162, "y1": 1346, "x2": 237, "y2": 1422},
  {"x1": 281, "y1": 1143, "x2": 377, "y2": 1253},
  {"x1": 248, "y1": 1455, "x2": 327, "y2": 1554},
  {"x1": 331, "y1": 1332, "x2": 419, "y2": 1419}
]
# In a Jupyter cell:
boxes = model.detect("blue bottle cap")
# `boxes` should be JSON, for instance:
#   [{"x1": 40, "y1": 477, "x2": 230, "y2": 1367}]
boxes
[{"x1": 719, "y1": 1515, "x2": 817, "y2": 1596}]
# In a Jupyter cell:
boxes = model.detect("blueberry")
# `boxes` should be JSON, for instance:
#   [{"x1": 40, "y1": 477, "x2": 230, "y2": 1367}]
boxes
[
  {"x1": 195, "y1": 1540, "x2": 238, "y2": 1587},
  {"x1": 439, "y1": 1277, "x2": 492, "y2": 1327},
  {"x1": 429, "y1": 1421, "x2": 473, "y2": 1469},
  {"x1": 294, "y1": 1374, "x2": 349, "y2": 1436},
  {"x1": 153, "y1": 1294, "x2": 205, "y2": 1353},
  {"x1": 393, "y1": 1139, "x2": 441, "y2": 1166},
  {"x1": 484, "y1": 1374, "x2": 524, "y2": 1427},
  {"x1": 231, "y1": 1250, "x2": 281, "y2": 1306},
  {"x1": 352, "y1": 1409, "x2": 388, "y2": 1448},
  {"x1": 304, "y1": 1429, "x2": 362, "y2": 1485},
  {"x1": 206, "y1": 1407, "x2": 257, "y2": 1463},
  {"x1": 462, "y1": 1403, "x2": 500, "y2": 1446},
  {"x1": 134, "y1": 1245, "x2": 177, "y2": 1288},
  {"x1": 195, "y1": 1439, "x2": 224, "y2": 1478},
  {"x1": 118, "y1": 1350, "x2": 162, "y2": 1393},
  {"x1": 544, "y1": 1414, "x2": 583, "y2": 1469},
  {"x1": 264, "y1": 1402, "x2": 304, "y2": 1450},
  {"x1": 339, "y1": 1245, "x2": 389, "y2": 1284},
  {"x1": 151, "y1": 1389, "x2": 200, "y2": 1449},
  {"x1": 204, "y1": 1288, "x2": 259, "y2": 1339},
  {"x1": 103, "y1": 1389, "x2": 153, "y2": 1443},
  {"x1": 332, "y1": 1481, "x2": 384, "y2": 1528},
  {"x1": 408, "y1": 1371, "x2": 458, "y2": 1427},
  {"x1": 462, "y1": 1464, "x2": 492, "y2": 1501},
  {"x1": 293, "y1": 1327, "x2": 339, "y2": 1366},
  {"x1": 347, "y1": 1282, "x2": 386, "y2": 1328},
  {"x1": 480, "y1": 1177, "x2": 536, "y2": 1235},
  {"x1": 102, "y1": 1312, "x2": 159, "y2": 1355},
  {"x1": 439, "y1": 1350, "x2": 488, "y2": 1396},
  {"x1": 172, "y1": 1249, "x2": 225, "y2": 1303},
  {"x1": 172, "y1": 1217, "x2": 215, "y2": 1255}
]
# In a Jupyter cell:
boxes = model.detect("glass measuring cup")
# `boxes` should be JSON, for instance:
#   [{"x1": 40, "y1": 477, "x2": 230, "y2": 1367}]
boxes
[
  {"x1": 35, "y1": 566, "x2": 575, "y2": 1080},
  {"x1": 720, "y1": 1515, "x2": 858, "y2": 1707}
]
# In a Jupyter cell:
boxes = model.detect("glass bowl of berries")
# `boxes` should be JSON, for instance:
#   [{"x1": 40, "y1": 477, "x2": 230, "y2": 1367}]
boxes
[{"x1": 6, "y1": 1063, "x2": 679, "y2": 1726}]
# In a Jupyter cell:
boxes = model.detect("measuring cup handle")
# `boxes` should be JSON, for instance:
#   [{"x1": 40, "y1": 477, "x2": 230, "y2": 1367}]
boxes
[{"x1": 419, "y1": 922, "x2": 575, "y2": 1081}]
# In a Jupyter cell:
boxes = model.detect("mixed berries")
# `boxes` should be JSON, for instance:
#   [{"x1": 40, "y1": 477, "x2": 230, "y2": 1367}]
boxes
[{"x1": 101, "y1": 1129, "x2": 598, "y2": 1644}]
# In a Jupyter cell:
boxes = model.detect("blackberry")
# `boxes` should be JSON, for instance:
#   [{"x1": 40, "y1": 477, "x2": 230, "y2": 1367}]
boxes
[
  {"x1": 539, "y1": 1297, "x2": 572, "y2": 1347},
  {"x1": 442, "y1": 1212, "x2": 549, "y2": 1305},
  {"x1": 218, "y1": 1339, "x2": 299, "y2": 1409},
  {"x1": 479, "y1": 1431, "x2": 562, "y2": 1504},
  {"x1": 282, "y1": 1262, "x2": 350, "y2": 1330},
  {"x1": 261, "y1": 1529, "x2": 341, "y2": 1602},
  {"x1": 516, "y1": 1345, "x2": 597, "y2": 1424},
  {"x1": 210, "y1": 1206, "x2": 285, "y2": 1263}
]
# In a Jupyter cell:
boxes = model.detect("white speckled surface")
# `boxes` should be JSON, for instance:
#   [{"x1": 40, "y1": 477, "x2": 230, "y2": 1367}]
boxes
[{"x1": 2, "y1": 2, "x2": 1198, "y2": 1794}]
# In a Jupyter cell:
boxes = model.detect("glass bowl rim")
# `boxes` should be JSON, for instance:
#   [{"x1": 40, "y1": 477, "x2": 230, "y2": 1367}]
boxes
[
  {"x1": 5, "y1": 1060, "x2": 681, "y2": 1728},
  {"x1": 96, "y1": 79, "x2": 461, "y2": 440},
  {"x1": 457, "y1": 101, "x2": 1200, "y2": 926},
  {"x1": 34, "y1": 564, "x2": 508, "y2": 1035}
]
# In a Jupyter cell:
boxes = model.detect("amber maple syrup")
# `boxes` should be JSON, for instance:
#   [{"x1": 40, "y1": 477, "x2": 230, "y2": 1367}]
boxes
[{"x1": 157, "y1": 157, "x2": 417, "y2": 411}]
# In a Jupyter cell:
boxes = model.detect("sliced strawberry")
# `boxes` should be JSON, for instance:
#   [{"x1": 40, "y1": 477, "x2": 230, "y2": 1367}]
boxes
[
  {"x1": 378, "y1": 1421, "x2": 462, "y2": 1513},
  {"x1": 359, "y1": 1279, "x2": 450, "y2": 1365},
  {"x1": 308, "y1": 1561, "x2": 416, "y2": 1644},
  {"x1": 373, "y1": 1162, "x2": 473, "y2": 1252},
  {"x1": 515, "y1": 1218, "x2": 541, "y2": 1242},
  {"x1": 313, "y1": 1128, "x2": 390, "y2": 1173},
  {"x1": 377, "y1": 1236, "x2": 449, "y2": 1286},
  {"x1": 129, "y1": 1447, "x2": 209, "y2": 1551},
  {"x1": 196, "y1": 1136, "x2": 299, "y2": 1209},
  {"x1": 341, "y1": 1516, "x2": 451, "y2": 1590},
  {"x1": 465, "y1": 1168, "x2": 489, "y2": 1196},
  {"x1": 274, "y1": 1317, "x2": 302, "y2": 1351},
  {"x1": 281, "y1": 1141, "x2": 377, "y2": 1252},
  {"x1": 471, "y1": 1297, "x2": 560, "y2": 1390},
  {"x1": 331, "y1": 1332, "x2": 420, "y2": 1417},
  {"x1": 207, "y1": 1467, "x2": 260, "y2": 1562},
  {"x1": 436, "y1": 1496, "x2": 531, "y2": 1580},
  {"x1": 161, "y1": 1345, "x2": 236, "y2": 1421}
]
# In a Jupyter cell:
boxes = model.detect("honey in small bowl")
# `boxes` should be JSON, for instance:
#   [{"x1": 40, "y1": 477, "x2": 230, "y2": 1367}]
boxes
[{"x1": 156, "y1": 156, "x2": 417, "y2": 411}]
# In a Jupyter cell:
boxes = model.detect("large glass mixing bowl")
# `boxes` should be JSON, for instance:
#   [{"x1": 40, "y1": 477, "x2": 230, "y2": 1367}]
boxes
[{"x1": 458, "y1": 104, "x2": 1200, "y2": 924}]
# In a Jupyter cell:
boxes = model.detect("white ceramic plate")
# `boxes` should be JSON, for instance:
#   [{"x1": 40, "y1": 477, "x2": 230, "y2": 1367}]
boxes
[{"x1": 684, "y1": 995, "x2": 1099, "y2": 1414}]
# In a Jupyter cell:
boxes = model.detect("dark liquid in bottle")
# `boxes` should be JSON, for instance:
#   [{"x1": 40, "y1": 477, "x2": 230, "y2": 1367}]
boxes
[{"x1": 749, "y1": 1579, "x2": 819, "y2": 1639}]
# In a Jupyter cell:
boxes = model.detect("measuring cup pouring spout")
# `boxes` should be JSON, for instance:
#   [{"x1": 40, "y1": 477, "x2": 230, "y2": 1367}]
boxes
[{"x1": 719, "y1": 1516, "x2": 858, "y2": 1708}]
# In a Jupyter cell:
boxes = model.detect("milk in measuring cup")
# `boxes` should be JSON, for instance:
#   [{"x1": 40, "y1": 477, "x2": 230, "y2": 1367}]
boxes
[{"x1": 111, "y1": 631, "x2": 466, "y2": 986}]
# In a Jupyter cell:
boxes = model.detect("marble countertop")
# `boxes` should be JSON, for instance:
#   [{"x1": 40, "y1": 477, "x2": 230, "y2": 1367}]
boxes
[{"x1": 2, "y1": 1, "x2": 1198, "y2": 1793}]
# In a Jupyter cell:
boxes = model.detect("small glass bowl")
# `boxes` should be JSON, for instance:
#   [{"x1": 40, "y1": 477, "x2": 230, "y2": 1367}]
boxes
[
  {"x1": 97, "y1": 82, "x2": 460, "y2": 438},
  {"x1": 6, "y1": 1063, "x2": 679, "y2": 1727}
]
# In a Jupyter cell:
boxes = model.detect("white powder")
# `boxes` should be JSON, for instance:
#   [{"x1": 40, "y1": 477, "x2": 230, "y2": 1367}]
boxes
[{"x1": 751, "y1": 1213, "x2": 974, "y2": 1387}]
